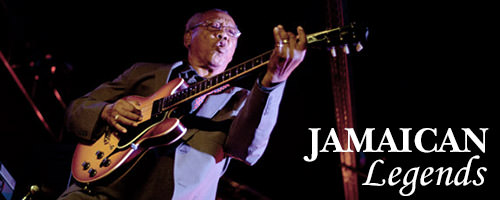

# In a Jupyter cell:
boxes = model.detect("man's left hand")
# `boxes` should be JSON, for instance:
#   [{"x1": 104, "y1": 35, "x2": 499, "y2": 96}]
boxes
[{"x1": 262, "y1": 25, "x2": 307, "y2": 87}]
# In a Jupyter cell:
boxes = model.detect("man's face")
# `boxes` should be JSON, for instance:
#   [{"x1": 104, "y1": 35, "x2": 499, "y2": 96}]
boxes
[{"x1": 184, "y1": 11, "x2": 239, "y2": 76}]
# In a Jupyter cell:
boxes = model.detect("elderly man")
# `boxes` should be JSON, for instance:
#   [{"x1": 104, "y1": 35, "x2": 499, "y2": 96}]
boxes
[{"x1": 59, "y1": 8, "x2": 306, "y2": 199}]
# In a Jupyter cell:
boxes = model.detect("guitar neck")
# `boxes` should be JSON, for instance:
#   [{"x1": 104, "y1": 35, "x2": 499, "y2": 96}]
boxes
[
  {"x1": 155, "y1": 50, "x2": 273, "y2": 115},
  {"x1": 152, "y1": 23, "x2": 367, "y2": 116}
]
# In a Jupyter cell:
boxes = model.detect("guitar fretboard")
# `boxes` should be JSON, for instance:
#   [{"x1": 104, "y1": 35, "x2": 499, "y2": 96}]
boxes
[{"x1": 152, "y1": 50, "x2": 273, "y2": 116}]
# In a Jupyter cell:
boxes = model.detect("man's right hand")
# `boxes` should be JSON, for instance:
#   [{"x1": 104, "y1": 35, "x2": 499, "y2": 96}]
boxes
[{"x1": 101, "y1": 99, "x2": 143, "y2": 133}]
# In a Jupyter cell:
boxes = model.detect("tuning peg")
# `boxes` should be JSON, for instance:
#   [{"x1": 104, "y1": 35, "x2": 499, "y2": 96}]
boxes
[
  {"x1": 356, "y1": 41, "x2": 363, "y2": 52},
  {"x1": 330, "y1": 47, "x2": 337, "y2": 57},
  {"x1": 343, "y1": 45, "x2": 350, "y2": 54}
]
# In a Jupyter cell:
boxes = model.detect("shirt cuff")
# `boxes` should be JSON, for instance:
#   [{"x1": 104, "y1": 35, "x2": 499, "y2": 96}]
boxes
[{"x1": 256, "y1": 77, "x2": 285, "y2": 93}]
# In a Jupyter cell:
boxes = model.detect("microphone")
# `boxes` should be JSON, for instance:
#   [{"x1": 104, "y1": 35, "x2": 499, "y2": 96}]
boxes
[{"x1": 21, "y1": 185, "x2": 40, "y2": 200}]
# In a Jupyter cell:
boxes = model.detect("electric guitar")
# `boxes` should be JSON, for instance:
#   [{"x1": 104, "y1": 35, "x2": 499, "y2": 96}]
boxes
[{"x1": 71, "y1": 23, "x2": 368, "y2": 184}]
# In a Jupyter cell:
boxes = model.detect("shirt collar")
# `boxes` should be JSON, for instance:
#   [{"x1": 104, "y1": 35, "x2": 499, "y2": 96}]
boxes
[{"x1": 170, "y1": 60, "x2": 205, "y2": 85}]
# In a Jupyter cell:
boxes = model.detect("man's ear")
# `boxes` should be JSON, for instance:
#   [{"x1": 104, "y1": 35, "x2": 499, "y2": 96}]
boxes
[{"x1": 183, "y1": 31, "x2": 192, "y2": 48}]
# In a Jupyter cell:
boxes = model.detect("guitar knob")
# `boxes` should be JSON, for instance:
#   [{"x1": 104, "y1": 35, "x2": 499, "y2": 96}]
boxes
[
  {"x1": 96, "y1": 151, "x2": 104, "y2": 159},
  {"x1": 100, "y1": 158, "x2": 111, "y2": 167},
  {"x1": 88, "y1": 168, "x2": 97, "y2": 177},
  {"x1": 82, "y1": 161, "x2": 90, "y2": 170}
]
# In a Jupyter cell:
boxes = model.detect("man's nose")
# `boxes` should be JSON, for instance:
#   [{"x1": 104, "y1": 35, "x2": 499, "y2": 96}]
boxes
[{"x1": 216, "y1": 31, "x2": 228, "y2": 40}]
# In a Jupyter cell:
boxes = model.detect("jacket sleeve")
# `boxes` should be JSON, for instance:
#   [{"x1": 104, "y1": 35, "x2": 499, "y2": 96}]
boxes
[
  {"x1": 224, "y1": 79, "x2": 286, "y2": 165},
  {"x1": 65, "y1": 64, "x2": 148, "y2": 142}
]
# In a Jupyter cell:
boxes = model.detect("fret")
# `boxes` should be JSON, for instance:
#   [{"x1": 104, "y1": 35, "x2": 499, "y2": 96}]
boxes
[
  {"x1": 175, "y1": 91, "x2": 181, "y2": 99},
  {"x1": 173, "y1": 92, "x2": 180, "y2": 102},
  {"x1": 253, "y1": 56, "x2": 261, "y2": 66},
  {"x1": 193, "y1": 84, "x2": 199, "y2": 94},
  {"x1": 167, "y1": 96, "x2": 173, "y2": 107},
  {"x1": 262, "y1": 52, "x2": 271, "y2": 61},
  {"x1": 162, "y1": 97, "x2": 167, "y2": 107},
  {"x1": 240, "y1": 63, "x2": 246, "y2": 72},
  {"x1": 218, "y1": 73, "x2": 224, "y2": 81},
  {"x1": 231, "y1": 67, "x2": 237, "y2": 76},
  {"x1": 245, "y1": 60, "x2": 252, "y2": 69},
  {"x1": 235, "y1": 65, "x2": 241, "y2": 74},
  {"x1": 165, "y1": 97, "x2": 170, "y2": 107},
  {"x1": 233, "y1": 65, "x2": 239, "y2": 74},
  {"x1": 208, "y1": 79, "x2": 214, "y2": 88},
  {"x1": 192, "y1": 83, "x2": 199, "y2": 93},
  {"x1": 197, "y1": 81, "x2": 203, "y2": 91},
  {"x1": 173, "y1": 94, "x2": 180, "y2": 103},
  {"x1": 188, "y1": 87, "x2": 194, "y2": 96},
  {"x1": 203, "y1": 80, "x2": 209, "y2": 89},
  {"x1": 205, "y1": 80, "x2": 210, "y2": 88},
  {"x1": 214, "y1": 75, "x2": 219, "y2": 84}
]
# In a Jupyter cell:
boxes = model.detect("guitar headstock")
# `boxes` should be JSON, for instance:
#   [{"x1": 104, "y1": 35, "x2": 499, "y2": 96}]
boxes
[{"x1": 306, "y1": 22, "x2": 368, "y2": 57}]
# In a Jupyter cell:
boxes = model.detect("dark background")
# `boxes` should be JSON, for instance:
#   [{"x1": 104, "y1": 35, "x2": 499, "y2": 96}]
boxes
[{"x1": 1, "y1": 0, "x2": 497, "y2": 199}]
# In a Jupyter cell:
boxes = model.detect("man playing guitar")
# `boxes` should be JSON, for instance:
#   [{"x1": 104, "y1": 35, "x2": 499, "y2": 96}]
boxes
[{"x1": 59, "y1": 8, "x2": 306, "y2": 199}]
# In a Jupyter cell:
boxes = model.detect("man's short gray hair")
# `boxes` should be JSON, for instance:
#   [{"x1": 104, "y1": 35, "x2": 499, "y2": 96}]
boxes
[{"x1": 185, "y1": 8, "x2": 230, "y2": 32}]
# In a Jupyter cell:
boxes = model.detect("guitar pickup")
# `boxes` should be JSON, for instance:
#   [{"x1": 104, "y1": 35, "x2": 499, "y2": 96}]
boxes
[{"x1": 152, "y1": 99, "x2": 162, "y2": 116}]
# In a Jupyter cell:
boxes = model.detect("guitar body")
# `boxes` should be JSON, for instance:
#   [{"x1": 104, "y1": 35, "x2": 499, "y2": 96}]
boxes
[{"x1": 71, "y1": 78, "x2": 188, "y2": 183}]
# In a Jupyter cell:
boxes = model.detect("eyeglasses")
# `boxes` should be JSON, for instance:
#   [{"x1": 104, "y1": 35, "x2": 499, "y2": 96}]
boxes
[{"x1": 190, "y1": 21, "x2": 241, "y2": 38}]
